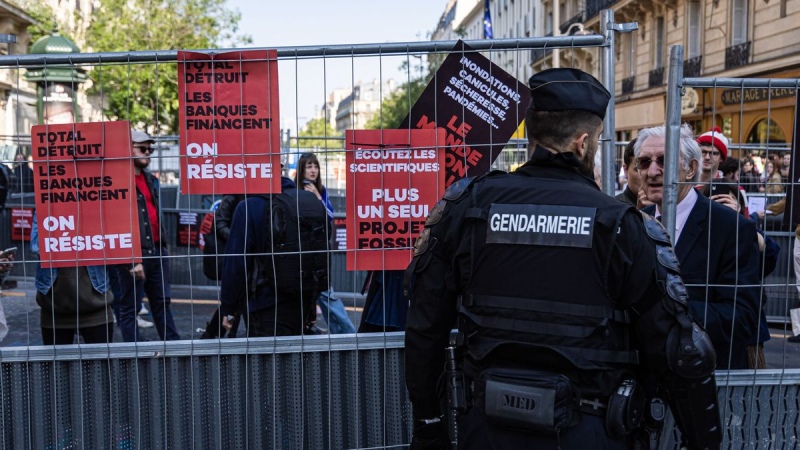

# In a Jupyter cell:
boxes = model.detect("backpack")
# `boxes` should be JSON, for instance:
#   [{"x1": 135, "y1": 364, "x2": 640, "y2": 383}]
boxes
[
  {"x1": 254, "y1": 188, "x2": 330, "y2": 299},
  {"x1": 201, "y1": 215, "x2": 222, "y2": 280},
  {"x1": 202, "y1": 195, "x2": 245, "y2": 281}
]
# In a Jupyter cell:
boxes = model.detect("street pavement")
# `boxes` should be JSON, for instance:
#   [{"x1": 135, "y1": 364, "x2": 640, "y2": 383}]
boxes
[
  {"x1": 2, "y1": 278, "x2": 800, "y2": 371},
  {"x1": 0, "y1": 278, "x2": 364, "y2": 346}
]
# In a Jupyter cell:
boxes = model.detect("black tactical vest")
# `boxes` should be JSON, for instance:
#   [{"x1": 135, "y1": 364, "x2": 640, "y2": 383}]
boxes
[{"x1": 457, "y1": 169, "x2": 639, "y2": 376}]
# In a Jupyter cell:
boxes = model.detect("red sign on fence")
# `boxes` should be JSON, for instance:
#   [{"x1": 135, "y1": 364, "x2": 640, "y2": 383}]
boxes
[
  {"x1": 345, "y1": 128, "x2": 446, "y2": 271},
  {"x1": 178, "y1": 50, "x2": 281, "y2": 195},
  {"x1": 31, "y1": 121, "x2": 141, "y2": 268}
]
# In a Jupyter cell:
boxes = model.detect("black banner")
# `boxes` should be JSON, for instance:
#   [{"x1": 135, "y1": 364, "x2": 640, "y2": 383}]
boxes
[{"x1": 399, "y1": 40, "x2": 530, "y2": 187}]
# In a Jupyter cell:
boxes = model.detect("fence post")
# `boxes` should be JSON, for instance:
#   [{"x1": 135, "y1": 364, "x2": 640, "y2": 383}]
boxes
[
  {"x1": 600, "y1": 9, "x2": 616, "y2": 196},
  {"x1": 663, "y1": 45, "x2": 685, "y2": 244}
]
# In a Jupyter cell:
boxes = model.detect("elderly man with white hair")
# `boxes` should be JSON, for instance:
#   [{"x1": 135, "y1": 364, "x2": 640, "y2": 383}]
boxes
[{"x1": 637, "y1": 124, "x2": 761, "y2": 370}]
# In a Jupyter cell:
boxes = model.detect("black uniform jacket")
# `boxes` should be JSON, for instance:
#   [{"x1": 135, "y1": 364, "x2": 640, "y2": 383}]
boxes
[{"x1": 405, "y1": 146, "x2": 691, "y2": 419}]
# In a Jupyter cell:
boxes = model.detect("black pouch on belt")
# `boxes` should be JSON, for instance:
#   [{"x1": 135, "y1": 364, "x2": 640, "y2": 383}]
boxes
[
  {"x1": 605, "y1": 378, "x2": 645, "y2": 438},
  {"x1": 474, "y1": 366, "x2": 581, "y2": 434}
]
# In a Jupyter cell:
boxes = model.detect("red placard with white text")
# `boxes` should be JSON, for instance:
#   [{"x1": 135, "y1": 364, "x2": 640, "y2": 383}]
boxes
[
  {"x1": 10, "y1": 208, "x2": 33, "y2": 241},
  {"x1": 31, "y1": 121, "x2": 141, "y2": 268},
  {"x1": 345, "y1": 128, "x2": 446, "y2": 271},
  {"x1": 178, "y1": 50, "x2": 281, "y2": 194}
]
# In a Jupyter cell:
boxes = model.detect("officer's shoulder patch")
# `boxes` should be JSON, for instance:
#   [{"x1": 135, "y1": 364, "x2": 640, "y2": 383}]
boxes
[
  {"x1": 426, "y1": 199, "x2": 446, "y2": 226},
  {"x1": 414, "y1": 228, "x2": 431, "y2": 256},
  {"x1": 641, "y1": 211, "x2": 671, "y2": 245},
  {"x1": 443, "y1": 177, "x2": 476, "y2": 201}
]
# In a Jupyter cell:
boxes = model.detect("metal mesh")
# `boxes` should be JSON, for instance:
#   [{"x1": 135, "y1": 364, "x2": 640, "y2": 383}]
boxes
[{"x1": 0, "y1": 13, "x2": 796, "y2": 450}]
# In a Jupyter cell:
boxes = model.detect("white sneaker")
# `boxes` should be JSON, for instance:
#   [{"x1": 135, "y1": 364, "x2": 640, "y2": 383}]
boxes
[
  {"x1": 137, "y1": 317, "x2": 154, "y2": 328},
  {"x1": 138, "y1": 305, "x2": 149, "y2": 316}
]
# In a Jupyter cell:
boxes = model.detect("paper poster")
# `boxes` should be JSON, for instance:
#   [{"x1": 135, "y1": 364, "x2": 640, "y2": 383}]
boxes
[
  {"x1": 31, "y1": 121, "x2": 141, "y2": 268},
  {"x1": 178, "y1": 50, "x2": 281, "y2": 194},
  {"x1": 345, "y1": 128, "x2": 446, "y2": 271}
]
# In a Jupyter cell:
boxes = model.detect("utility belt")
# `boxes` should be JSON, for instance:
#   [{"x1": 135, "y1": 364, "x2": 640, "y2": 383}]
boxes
[{"x1": 446, "y1": 348, "x2": 650, "y2": 439}]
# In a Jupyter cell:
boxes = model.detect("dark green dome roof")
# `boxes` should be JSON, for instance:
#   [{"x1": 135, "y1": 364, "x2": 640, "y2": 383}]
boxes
[{"x1": 30, "y1": 32, "x2": 80, "y2": 54}]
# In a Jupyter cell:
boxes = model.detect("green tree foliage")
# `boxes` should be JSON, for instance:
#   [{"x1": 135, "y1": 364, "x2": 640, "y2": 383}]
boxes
[
  {"x1": 82, "y1": 0, "x2": 251, "y2": 132},
  {"x1": 297, "y1": 117, "x2": 342, "y2": 149},
  {"x1": 364, "y1": 60, "x2": 436, "y2": 130},
  {"x1": 15, "y1": 1, "x2": 58, "y2": 45}
]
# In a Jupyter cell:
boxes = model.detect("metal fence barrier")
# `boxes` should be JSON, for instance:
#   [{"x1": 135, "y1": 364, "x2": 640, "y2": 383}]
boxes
[{"x1": 1, "y1": 336, "x2": 798, "y2": 449}]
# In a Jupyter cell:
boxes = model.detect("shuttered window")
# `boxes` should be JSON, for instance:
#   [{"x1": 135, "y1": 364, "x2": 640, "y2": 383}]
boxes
[
  {"x1": 625, "y1": 33, "x2": 635, "y2": 77},
  {"x1": 687, "y1": 1, "x2": 702, "y2": 58},
  {"x1": 732, "y1": 0, "x2": 749, "y2": 45},
  {"x1": 654, "y1": 17, "x2": 665, "y2": 69}
]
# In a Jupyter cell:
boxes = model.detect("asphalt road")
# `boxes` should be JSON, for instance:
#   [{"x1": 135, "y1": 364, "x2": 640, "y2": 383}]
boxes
[
  {"x1": 2, "y1": 278, "x2": 800, "y2": 371},
  {"x1": 0, "y1": 279, "x2": 364, "y2": 346}
]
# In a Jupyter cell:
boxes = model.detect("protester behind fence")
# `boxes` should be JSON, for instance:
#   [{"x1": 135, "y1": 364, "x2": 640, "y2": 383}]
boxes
[
  {"x1": 761, "y1": 160, "x2": 784, "y2": 193},
  {"x1": 199, "y1": 193, "x2": 246, "y2": 339},
  {"x1": 638, "y1": 124, "x2": 761, "y2": 369},
  {"x1": 740, "y1": 157, "x2": 761, "y2": 193},
  {"x1": 0, "y1": 252, "x2": 14, "y2": 342},
  {"x1": 220, "y1": 175, "x2": 330, "y2": 337},
  {"x1": 406, "y1": 69, "x2": 722, "y2": 449},
  {"x1": 782, "y1": 152, "x2": 791, "y2": 179},
  {"x1": 696, "y1": 126, "x2": 727, "y2": 184},
  {"x1": 766, "y1": 198, "x2": 800, "y2": 343},
  {"x1": 295, "y1": 152, "x2": 355, "y2": 334},
  {"x1": 31, "y1": 211, "x2": 114, "y2": 345},
  {"x1": 358, "y1": 270, "x2": 407, "y2": 333},
  {"x1": 11, "y1": 153, "x2": 34, "y2": 195},
  {"x1": 112, "y1": 130, "x2": 180, "y2": 342},
  {"x1": 702, "y1": 157, "x2": 748, "y2": 215}
]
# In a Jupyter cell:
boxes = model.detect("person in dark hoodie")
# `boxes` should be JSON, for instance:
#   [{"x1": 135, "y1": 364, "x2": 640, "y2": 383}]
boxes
[{"x1": 220, "y1": 176, "x2": 329, "y2": 337}]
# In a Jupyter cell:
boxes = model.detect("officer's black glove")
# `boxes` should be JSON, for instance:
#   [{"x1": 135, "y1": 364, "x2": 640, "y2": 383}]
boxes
[{"x1": 410, "y1": 418, "x2": 450, "y2": 450}]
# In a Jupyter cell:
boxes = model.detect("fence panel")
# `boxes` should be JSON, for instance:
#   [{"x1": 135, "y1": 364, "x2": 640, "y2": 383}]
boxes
[{"x1": 0, "y1": 20, "x2": 798, "y2": 450}]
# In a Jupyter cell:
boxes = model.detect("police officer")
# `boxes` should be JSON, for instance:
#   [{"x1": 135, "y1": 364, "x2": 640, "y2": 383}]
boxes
[{"x1": 405, "y1": 68, "x2": 722, "y2": 450}]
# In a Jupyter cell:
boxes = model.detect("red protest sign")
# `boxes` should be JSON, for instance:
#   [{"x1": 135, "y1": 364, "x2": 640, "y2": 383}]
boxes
[
  {"x1": 399, "y1": 40, "x2": 530, "y2": 187},
  {"x1": 178, "y1": 50, "x2": 281, "y2": 195},
  {"x1": 345, "y1": 129, "x2": 446, "y2": 271},
  {"x1": 10, "y1": 208, "x2": 33, "y2": 241},
  {"x1": 31, "y1": 121, "x2": 141, "y2": 268}
]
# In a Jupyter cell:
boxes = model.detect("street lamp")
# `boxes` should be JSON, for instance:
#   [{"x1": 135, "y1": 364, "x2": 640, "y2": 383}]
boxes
[
  {"x1": 565, "y1": 23, "x2": 593, "y2": 36},
  {"x1": 553, "y1": 22, "x2": 592, "y2": 69}
]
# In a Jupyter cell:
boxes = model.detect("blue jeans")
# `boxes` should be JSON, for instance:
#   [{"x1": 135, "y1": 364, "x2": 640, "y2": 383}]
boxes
[
  {"x1": 113, "y1": 246, "x2": 180, "y2": 341},
  {"x1": 317, "y1": 289, "x2": 356, "y2": 334}
]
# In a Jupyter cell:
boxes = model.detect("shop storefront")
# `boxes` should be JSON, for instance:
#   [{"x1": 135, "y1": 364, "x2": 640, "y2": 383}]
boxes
[{"x1": 681, "y1": 68, "x2": 800, "y2": 158}]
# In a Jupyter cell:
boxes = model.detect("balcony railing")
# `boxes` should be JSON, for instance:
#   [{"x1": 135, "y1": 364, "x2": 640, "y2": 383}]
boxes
[
  {"x1": 725, "y1": 42, "x2": 751, "y2": 70},
  {"x1": 648, "y1": 67, "x2": 665, "y2": 88},
  {"x1": 683, "y1": 55, "x2": 702, "y2": 78},
  {"x1": 622, "y1": 76, "x2": 635, "y2": 95},
  {"x1": 586, "y1": 0, "x2": 619, "y2": 20}
]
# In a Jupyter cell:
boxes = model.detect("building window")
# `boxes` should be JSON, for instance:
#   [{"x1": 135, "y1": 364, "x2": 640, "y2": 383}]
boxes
[
  {"x1": 686, "y1": 1, "x2": 701, "y2": 59},
  {"x1": 546, "y1": 12, "x2": 553, "y2": 34},
  {"x1": 731, "y1": 0, "x2": 749, "y2": 46},
  {"x1": 624, "y1": 32, "x2": 635, "y2": 77},
  {"x1": 653, "y1": 16, "x2": 665, "y2": 69}
]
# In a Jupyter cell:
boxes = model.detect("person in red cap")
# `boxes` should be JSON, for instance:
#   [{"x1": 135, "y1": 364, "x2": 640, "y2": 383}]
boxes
[{"x1": 696, "y1": 126, "x2": 729, "y2": 184}]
